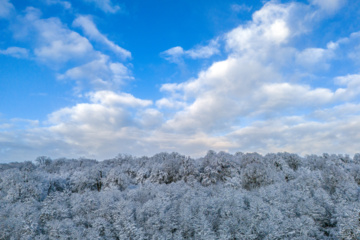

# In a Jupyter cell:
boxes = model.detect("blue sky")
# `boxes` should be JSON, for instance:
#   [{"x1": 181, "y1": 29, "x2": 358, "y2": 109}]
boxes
[{"x1": 1, "y1": 0, "x2": 360, "y2": 162}]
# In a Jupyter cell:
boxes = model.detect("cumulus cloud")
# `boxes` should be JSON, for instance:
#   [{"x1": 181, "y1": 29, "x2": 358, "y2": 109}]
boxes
[
  {"x1": 256, "y1": 83, "x2": 335, "y2": 113},
  {"x1": 42, "y1": 90, "x2": 157, "y2": 158},
  {"x1": 155, "y1": 0, "x2": 360, "y2": 151},
  {"x1": 161, "y1": 39, "x2": 220, "y2": 64},
  {"x1": 227, "y1": 115, "x2": 360, "y2": 155},
  {"x1": 156, "y1": 98, "x2": 186, "y2": 109},
  {"x1": 13, "y1": 7, "x2": 95, "y2": 68},
  {"x1": 295, "y1": 47, "x2": 332, "y2": 69},
  {"x1": 58, "y1": 53, "x2": 133, "y2": 91},
  {"x1": 73, "y1": 16, "x2": 131, "y2": 59},
  {"x1": 83, "y1": 0, "x2": 121, "y2": 13},
  {"x1": 225, "y1": 3, "x2": 292, "y2": 54},
  {"x1": 334, "y1": 74, "x2": 360, "y2": 100},
  {"x1": 0, "y1": 47, "x2": 29, "y2": 58},
  {"x1": 88, "y1": 90, "x2": 152, "y2": 108},
  {"x1": 47, "y1": 92, "x2": 151, "y2": 130},
  {"x1": 160, "y1": 57, "x2": 280, "y2": 132},
  {"x1": 312, "y1": 103, "x2": 360, "y2": 121}
]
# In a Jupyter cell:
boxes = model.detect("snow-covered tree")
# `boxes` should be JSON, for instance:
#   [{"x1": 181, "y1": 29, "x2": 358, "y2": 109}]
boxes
[{"x1": 0, "y1": 151, "x2": 359, "y2": 239}]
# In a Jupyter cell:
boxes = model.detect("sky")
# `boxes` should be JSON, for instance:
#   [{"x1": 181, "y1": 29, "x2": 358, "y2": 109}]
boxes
[{"x1": 1, "y1": 0, "x2": 360, "y2": 162}]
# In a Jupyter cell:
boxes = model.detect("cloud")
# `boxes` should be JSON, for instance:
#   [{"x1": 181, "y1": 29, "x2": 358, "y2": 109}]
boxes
[
  {"x1": 186, "y1": 39, "x2": 220, "y2": 59},
  {"x1": 156, "y1": 98, "x2": 186, "y2": 109},
  {"x1": 259, "y1": 83, "x2": 334, "y2": 107},
  {"x1": 88, "y1": 90, "x2": 152, "y2": 108},
  {"x1": 309, "y1": 0, "x2": 346, "y2": 14},
  {"x1": 42, "y1": 90, "x2": 156, "y2": 158},
  {"x1": 157, "y1": 0, "x2": 360, "y2": 142},
  {"x1": 73, "y1": 16, "x2": 131, "y2": 59},
  {"x1": 226, "y1": 4, "x2": 292, "y2": 54},
  {"x1": 13, "y1": 7, "x2": 95, "y2": 68},
  {"x1": 159, "y1": 57, "x2": 279, "y2": 132},
  {"x1": 58, "y1": 53, "x2": 133, "y2": 91},
  {"x1": 44, "y1": 0, "x2": 71, "y2": 9},
  {"x1": 334, "y1": 74, "x2": 360, "y2": 100},
  {"x1": 295, "y1": 47, "x2": 331, "y2": 69},
  {"x1": 231, "y1": 4, "x2": 252, "y2": 12},
  {"x1": 227, "y1": 115, "x2": 360, "y2": 155},
  {"x1": 161, "y1": 39, "x2": 220, "y2": 64},
  {"x1": 0, "y1": 0, "x2": 14, "y2": 18},
  {"x1": 46, "y1": 90, "x2": 152, "y2": 131},
  {"x1": 161, "y1": 46, "x2": 185, "y2": 64},
  {"x1": 0, "y1": 47, "x2": 29, "y2": 58},
  {"x1": 83, "y1": 0, "x2": 121, "y2": 14},
  {"x1": 9, "y1": 8, "x2": 132, "y2": 92},
  {"x1": 312, "y1": 103, "x2": 360, "y2": 121},
  {"x1": 159, "y1": 56, "x2": 339, "y2": 134}
]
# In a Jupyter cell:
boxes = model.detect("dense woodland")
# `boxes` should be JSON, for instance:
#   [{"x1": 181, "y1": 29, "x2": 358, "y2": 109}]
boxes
[{"x1": 0, "y1": 151, "x2": 360, "y2": 239}]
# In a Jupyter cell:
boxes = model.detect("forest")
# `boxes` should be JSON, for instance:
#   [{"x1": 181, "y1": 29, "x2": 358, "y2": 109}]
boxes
[{"x1": 0, "y1": 151, "x2": 359, "y2": 239}]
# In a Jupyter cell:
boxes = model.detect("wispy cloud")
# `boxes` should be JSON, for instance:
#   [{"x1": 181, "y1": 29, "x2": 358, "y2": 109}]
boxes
[
  {"x1": 0, "y1": 0, "x2": 14, "y2": 18},
  {"x1": 12, "y1": 7, "x2": 94, "y2": 68},
  {"x1": 6, "y1": 7, "x2": 131, "y2": 92},
  {"x1": 44, "y1": 0, "x2": 72, "y2": 9},
  {"x1": 88, "y1": 90, "x2": 152, "y2": 108},
  {"x1": 0, "y1": 47, "x2": 29, "y2": 58},
  {"x1": 309, "y1": 0, "x2": 346, "y2": 14},
  {"x1": 73, "y1": 15, "x2": 131, "y2": 59},
  {"x1": 231, "y1": 4, "x2": 252, "y2": 12},
  {"x1": 83, "y1": 0, "x2": 121, "y2": 14},
  {"x1": 161, "y1": 39, "x2": 220, "y2": 64}
]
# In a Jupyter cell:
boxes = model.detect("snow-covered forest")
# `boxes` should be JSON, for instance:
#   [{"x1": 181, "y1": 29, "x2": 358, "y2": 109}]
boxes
[{"x1": 0, "y1": 151, "x2": 359, "y2": 239}]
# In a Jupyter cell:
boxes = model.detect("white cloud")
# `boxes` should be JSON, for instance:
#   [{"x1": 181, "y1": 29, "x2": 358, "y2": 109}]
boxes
[
  {"x1": 186, "y1": 39, "x2": 220, "y2": 59},
  {"x1": 160, "y1": 57, "x2": 282, "y2": 133},
  {"x1": 231, "y1": 4, "x2": 252, "y2": 12},
  {"x1": 157, "y1": 0, "x2": 360, "y2": 140},
  {"x1": 296, "y1": 47, "x2": 328, "y2": 68},
  {"x1": 44, "y1": 0, "x2": 71, "y2": 9},
  {"x1": 73, "y1": 16, "x2": 131, "y2": 59},
  {"x1": 7, "y1": 8, "x2": 132, "y2": 93},
  {"x1": 58, "y1": 54, "x2": 133, "y2": 90},
  {"x1": 226, "y1": 3, "x2": 293, "y2": 54},
  {"x1": 309, "y1": 0, "x2": 346, "y2": 14},
  {"x1": 156, "y1": 98, "x2": 186, "y2": 109},
  {"x1": 42, "y1": 90, "x2": 156, "y2": 158},
  {"x1": 312, "y1": 103, "x2": 360, "y2": 121},
  {"x1": 161, "y1": 39, "x2": 220, "y2": 64},
  {"x1": 47, "y1": 90, "x2": 152, "y2": 130},
  {"x1": 161, "y1": 46, "x2": 185, "y2": 64},
  {"x1": 138, "y1": 108, "x2": 164, "y2": 129},
  {"x1": 334, "y1": 74, "x2": 360, "y2": 100},
  {"x1": 0, "y1": 47, "x2": 29, "y2": 58},
  {"x1": 0, "y1": 0, "x2": 14, "y2": 18},
  {"x1": 83, "y1": 0, "x2": 121, "y2": 13},
  {"x1": 88, "y1": 90, "x2": 152, "y2": 108},
  {"x1": 227, "y1": 115, "x2": 360, "y2": 155},
  {"x1": 258, "y1": 83, "x2": 334, "y2": 110},
  {"x1": 0, "y1": 123, "x2": 12, "y2": 129},
  {"x1": 15, "y1": 7, "x2": 94, "y2": 68}
]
